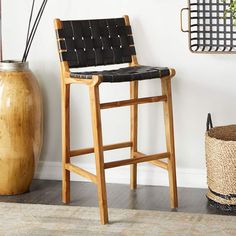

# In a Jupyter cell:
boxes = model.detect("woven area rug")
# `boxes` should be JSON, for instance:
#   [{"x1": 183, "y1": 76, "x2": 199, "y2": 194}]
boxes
[{"x1": 0, "y1": 202, "x2": 235, "y2": 236}]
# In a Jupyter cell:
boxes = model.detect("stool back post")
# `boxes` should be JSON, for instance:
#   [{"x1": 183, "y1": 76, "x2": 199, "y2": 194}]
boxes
[
  {"x1": 54, "y1": 18, "x2": 71, "y2": 204},
  {"x1": 54, "y1": 19, "x2": 70, "y2": 81},
  {"x1": 124, "y1": 15, "x2": 139, "y2": 189},
  {"x1": 123, "y1": 15, "x2": 138, "y2": 66}
]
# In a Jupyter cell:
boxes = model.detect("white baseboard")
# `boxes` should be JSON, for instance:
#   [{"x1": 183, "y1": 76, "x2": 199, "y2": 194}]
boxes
[{"x1": 35, "y1": 161, "x2": 207, "y2": 189}]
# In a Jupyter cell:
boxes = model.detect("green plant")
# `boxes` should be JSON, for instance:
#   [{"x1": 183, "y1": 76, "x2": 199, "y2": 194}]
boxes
[{"x1": 223, "y1": 0, "x2": 236, "y2": 25}]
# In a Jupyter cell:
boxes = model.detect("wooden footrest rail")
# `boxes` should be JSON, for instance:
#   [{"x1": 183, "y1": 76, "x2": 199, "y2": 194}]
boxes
[
  {"x1": 70, "y1": 141, "x2": 132, "y2": 157},
  {"x1": 134, "y1": 152, "x2": 168, "y2": 170},
  {"x1": 65, "y1": 163, "x2": 97, "y2": 184},
  {"x1": 66, "y1": 152, "x2": 169, "y2": 185},
  {"x1": 104, "y1": 152, "x2": 170, "y2": 169},
  {"x1": 100, "y1": 95, "x2": 167, "y2": 110},
  {"x1": 65, "y1": 151, "x2": 169, "y2": 185}
]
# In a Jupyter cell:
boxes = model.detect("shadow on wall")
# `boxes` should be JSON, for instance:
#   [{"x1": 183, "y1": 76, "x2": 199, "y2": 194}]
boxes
[
  {"x1": 130, "y1": 17, "x2": 159, "y2": 66},
  {"x1": 34, "y1": 60, "x2": 62, "y2": 163},
  {"x1": 173, "y1": 76, "x2": 236, "y2": 169}
]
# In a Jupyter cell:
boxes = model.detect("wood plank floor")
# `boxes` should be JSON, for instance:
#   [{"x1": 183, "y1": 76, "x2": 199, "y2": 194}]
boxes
[{"x1": 0, "y1": 179, "x2": 235, "y2": 216}]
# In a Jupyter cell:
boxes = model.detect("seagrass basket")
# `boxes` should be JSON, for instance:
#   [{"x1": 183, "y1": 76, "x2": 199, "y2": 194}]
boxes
[{"x1": 205, "y1": 115, "x2": 236, "y2": 211}]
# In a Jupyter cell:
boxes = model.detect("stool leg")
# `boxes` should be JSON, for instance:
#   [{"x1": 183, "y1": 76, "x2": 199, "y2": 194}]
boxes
[
  {"x1": 161, "y1": 77, "x2": 178, "y2": 209},
  {"x1": 130, "y1": 81, "x2": 138, "y2": 190},
  {"x1": 62, "y1": 84, "x2": 71, "y2": 203},
  {"x1": 89, "y1": 84, "x2": 108, "y2": 224}
]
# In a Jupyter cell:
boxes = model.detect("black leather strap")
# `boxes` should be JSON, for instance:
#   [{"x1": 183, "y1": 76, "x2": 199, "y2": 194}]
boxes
[{"x1": 70, "y1": 66, "x2": 170, "y2": 83}]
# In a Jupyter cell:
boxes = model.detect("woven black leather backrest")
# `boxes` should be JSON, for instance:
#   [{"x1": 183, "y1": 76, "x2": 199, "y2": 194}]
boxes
[{"x1": 56, "y1": 17, "x2": 136, "y2": 68}]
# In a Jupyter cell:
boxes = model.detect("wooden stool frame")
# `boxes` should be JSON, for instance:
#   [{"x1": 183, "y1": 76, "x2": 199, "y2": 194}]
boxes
[{"x1": 55, "y1": 15, "x2": 178, "y2": 225}]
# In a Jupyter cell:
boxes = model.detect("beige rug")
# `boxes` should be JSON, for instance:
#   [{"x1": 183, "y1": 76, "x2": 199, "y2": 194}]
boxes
[{"x1": 0, "y1": 202, "x2": 235, "y2": 236}]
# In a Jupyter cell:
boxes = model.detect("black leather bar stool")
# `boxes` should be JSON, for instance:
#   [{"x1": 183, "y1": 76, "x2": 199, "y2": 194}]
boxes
[{"x1": 54, "y1": 15, "x2": 178, "y2": 224}]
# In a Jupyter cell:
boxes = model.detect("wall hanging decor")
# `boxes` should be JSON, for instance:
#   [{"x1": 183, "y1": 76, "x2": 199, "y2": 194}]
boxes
[
  {"x1": 205, "y1": 114, "x2": 236, "y2": 212},
  {"x1": 0, "y1": 0, "x2": 48, "y2": 195},
  {"x1": 181, "y1": 0, "x2": 236, "y2": 53}
]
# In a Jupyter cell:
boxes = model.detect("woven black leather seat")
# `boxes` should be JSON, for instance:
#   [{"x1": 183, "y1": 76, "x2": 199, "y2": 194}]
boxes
[{"x1": 70, "y1": 66, "x2": 170, "y2": 83}]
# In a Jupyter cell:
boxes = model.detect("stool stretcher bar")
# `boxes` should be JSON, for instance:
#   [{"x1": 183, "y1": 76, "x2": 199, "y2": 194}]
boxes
[
  {"x1": 65, "y1": 163, "x2": 97, "y2": 184},
  {"x1": 134, "y1": 151, "x2": 168, "y2": 170},
  {"x1": 100, "y1": 95, "x2": 167, "y2": 110},
  {"x1": 104, "y1": 152, "x2": 170, "y2": 169},
  {"x1": 70, "y1": 141, "x2": 132, "y2": 157}
]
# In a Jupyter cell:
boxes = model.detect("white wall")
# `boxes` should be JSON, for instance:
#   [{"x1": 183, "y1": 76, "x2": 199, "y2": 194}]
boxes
[{"x1": 2, "y1": 0, "x2": 236, "y2": 188}]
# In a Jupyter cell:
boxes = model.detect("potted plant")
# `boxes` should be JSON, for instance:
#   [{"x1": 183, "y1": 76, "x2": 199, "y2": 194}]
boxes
[
  {"x1": 0, "y1": 0, "x2": 48, "y2": 195},
  {"x1": 224, "y1": 0, "x2": 236, "y2": 25}
]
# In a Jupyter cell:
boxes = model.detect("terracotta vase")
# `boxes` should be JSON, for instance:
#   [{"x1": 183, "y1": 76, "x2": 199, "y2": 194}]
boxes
[{"x1": 0, "y1": 61, "x2": 43, "y2": 195}]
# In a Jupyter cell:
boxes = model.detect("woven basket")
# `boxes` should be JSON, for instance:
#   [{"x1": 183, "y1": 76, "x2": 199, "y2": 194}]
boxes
[{"x1": 206, "y1": 123, "x2": 236, "y2": 210}]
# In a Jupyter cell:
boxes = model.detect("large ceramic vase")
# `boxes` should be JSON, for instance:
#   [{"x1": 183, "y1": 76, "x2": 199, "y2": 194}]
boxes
[{"x1": 0, "y1": 61, "x2": 43, "y2": 195}]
